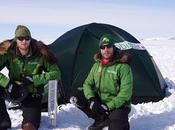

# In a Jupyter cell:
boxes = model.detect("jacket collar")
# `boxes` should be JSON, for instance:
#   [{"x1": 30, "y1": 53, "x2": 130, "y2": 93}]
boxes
[
  {"x1": 9, "y1": 39, "x2": 39, "y2": 59},
  {"x1": 0, "y1": 38, "x2": 58, "y2": 64},
  {"x1": 94, "y1": 50, "x2": 131, "y2": 65}
]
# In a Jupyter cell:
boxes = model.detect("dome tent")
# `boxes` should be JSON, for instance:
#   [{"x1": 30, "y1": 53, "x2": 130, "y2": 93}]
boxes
[{"x1": 49, "y1": 23, "x2": 166, "y2": 104}]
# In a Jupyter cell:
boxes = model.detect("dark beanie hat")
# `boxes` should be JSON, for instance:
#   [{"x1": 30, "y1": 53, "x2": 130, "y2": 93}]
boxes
[
  {"x1": 15, "y1": 25, "x2": 31, "y2": 38},
  {"x1": 99, "y1": 34, "x2": 114, "y2": 47}
]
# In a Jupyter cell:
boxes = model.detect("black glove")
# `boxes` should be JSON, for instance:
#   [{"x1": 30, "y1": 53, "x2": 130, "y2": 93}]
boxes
[
  {"x1": 89, "y1": 97, "x2": 110, "y2": 116},
  {"x1": 5, "y1": 81, "x2": 28, "y2": 103},
  {"x1": 5, "y1": 82, "x2": 22, "y2": 100},
  {"x1": 22, "y1": 76, "x2": 33, "y2": 86},
  {"x1": 98, "y1": 102, "x2": 110, "y2": 116},
  {"x1": 88, "y1": 97, "x2": 99, "y2": 114}
]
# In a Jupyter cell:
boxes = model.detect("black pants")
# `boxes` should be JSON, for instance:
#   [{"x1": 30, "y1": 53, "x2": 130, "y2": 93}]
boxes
[
  {"x1": 21, "y1": 93, "x2": 42, "y2": 130},
  {"x1": 0, "y1": 87, "x2": 42, "y2": 129},
  {"x1": 0, "y1": 88, "x2": 11, "y2": 130},
  {"x1": 109, "y1": 107, "x2": 130, "y2": 130},
  {"x1": 70, "y1": 90, "x2": 130, "y2": 130}
]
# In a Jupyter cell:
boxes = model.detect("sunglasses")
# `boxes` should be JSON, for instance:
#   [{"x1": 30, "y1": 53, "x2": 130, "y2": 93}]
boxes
[
  {"x1": 17, "y1": 36, "x2": 31, "y2": 41},
  {"x1": 100, "y1": 44, "x2": 113, "y2": 49}
]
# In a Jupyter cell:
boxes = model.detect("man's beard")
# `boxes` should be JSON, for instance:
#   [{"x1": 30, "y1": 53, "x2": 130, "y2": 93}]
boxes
[{"x1": 102, "y1": 52, "x2": 112, "y2": 59}]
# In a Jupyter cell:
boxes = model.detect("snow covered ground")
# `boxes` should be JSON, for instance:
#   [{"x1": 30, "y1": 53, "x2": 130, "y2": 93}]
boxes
[{"x1": 7, "y1": 38, "x2": 175, "y2": 130}]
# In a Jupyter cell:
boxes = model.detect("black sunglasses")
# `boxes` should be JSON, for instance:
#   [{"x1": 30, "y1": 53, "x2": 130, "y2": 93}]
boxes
[
  {"x1": 17, "y1": 36, "x2": 31, "y2": 41},
  {"x1": 100, "y1": 44, "x2": 113, "y2": 49}
]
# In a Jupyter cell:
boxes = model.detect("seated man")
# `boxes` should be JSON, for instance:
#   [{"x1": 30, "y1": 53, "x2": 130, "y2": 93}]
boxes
[{"x1": 83, "y1": 34, "x2": 133, "y2": 130}]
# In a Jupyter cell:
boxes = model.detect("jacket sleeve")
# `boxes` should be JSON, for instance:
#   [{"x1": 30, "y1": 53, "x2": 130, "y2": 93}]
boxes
[
  {"x1": 0, "y1": 54, "x2": 10, "y2": 88},
  {"x1": 32, "y1": 60, "x2": 61, "y2": 86},
  {"x1": 107, "y1": 64, "x2": 133, "y2": 109},
  {"x1": 83, "y1": 64, "x2": 96, "y2": 100}
]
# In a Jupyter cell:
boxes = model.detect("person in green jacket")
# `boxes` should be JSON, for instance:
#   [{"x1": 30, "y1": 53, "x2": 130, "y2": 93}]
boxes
[
  {"x1": 0, "y1": 25, "x2": 61, "y2": 130},
  {"x1": 83, "y1": 34, "x2": 133, "y2": 130}
]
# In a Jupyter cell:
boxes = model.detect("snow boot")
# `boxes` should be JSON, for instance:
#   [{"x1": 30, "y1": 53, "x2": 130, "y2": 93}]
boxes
[
  {"x1": 22, "y1": 122, "x2": 36, "y2": 130},
  {"x1": 0, "y1": 98, "x2": 11, "y2": 130}
]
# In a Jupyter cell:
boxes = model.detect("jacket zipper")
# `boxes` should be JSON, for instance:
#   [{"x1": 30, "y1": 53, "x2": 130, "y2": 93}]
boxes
[
  {"x1": 21, "y1": 57, "x2": 27, "y2": 77},
  {"x1": 98, "y1": 64, "x2": 104, "y2": 97}
]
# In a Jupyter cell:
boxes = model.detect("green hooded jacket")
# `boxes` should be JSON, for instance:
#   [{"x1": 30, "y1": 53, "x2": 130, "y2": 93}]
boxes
[
  {"x1": 0, "y1": 39, "x2": 61, "y2": 93},
  {"x1": 83, "y1": 52, "x2": 133, "y2": 110}
]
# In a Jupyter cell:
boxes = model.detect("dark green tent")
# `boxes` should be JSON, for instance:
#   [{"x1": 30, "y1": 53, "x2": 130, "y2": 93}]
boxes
[{"x1": 49, "y1": 23, "x2": 166, "y2": 104}]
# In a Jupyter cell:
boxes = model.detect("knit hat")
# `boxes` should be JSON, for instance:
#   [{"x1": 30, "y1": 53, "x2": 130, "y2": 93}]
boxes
[
  {"x1": 99, "y1": 34, "x2": 114, "y2": 47},
  {"x1": 15, "y1": 25, "x2": 31, "y2": 38}
]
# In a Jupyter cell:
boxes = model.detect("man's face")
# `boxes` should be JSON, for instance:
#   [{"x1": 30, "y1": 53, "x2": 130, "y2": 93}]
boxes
[
  {"x1": 100, "y1": 44, "x2": 114, "y2": 59},
  {"x1": 16, "y1": 36, "x2": 31, "y2": 51}
]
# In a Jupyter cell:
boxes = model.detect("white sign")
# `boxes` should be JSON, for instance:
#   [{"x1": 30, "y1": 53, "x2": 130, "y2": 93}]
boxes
[
  {"x1": 114, "y1": 41, "x2": 146, "y2": 50},
  {"x1": 48, "y1": 80, "x2": 58, "y2": 128}
]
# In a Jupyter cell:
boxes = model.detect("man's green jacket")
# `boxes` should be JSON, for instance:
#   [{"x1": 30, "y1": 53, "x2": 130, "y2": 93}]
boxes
[
  {"x1": 83, "y1": 52, "x2": 133, "y2": 110},
  {"x1": 0, "y1": 39, "x2": 61, "y2": 93}
]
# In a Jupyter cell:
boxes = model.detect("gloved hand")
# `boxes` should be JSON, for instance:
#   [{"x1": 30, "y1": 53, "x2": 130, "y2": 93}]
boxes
[
  {"x1": 88, "y1": 97, "x2": 100, "y2": 114},
  {"x1": 6, "y1": 82, "x2": 22, "y2": 100},
  {"x1": 98, "y1": 102, "x2": 110, "y2": 116},
  {"x1": 5, "y1": 81, "x2": 28, "y2": 103},
  {"x1": 22, "y1": 76, "x2": 33, "y2": 86}
]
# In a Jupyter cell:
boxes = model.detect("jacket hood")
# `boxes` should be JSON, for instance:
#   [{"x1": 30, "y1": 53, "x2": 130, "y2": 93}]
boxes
[
  {"x1": 0, "y1": 39, "x2": 12, "y2": 55},
  {"x1": 94, "y1": 50, "x2": 131, "y2": 65},
  {"x1": 0, "y1": 39, "x2": 57, "y2": 63}
]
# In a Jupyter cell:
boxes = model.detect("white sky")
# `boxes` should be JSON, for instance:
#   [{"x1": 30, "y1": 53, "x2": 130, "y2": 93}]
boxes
[{"x1": 0, "y1": 0, "x2": 175, "y2": 44}]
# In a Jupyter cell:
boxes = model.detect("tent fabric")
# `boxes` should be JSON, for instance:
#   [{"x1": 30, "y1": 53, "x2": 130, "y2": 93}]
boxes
[{"x1": 48, "y1": 23, "x2": 166, "y2": 104}]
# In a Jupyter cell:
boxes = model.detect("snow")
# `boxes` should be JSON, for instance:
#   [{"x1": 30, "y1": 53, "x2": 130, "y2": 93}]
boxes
[{"x1": 6, "y1": 38, "x2": 175, "y2": 130}]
